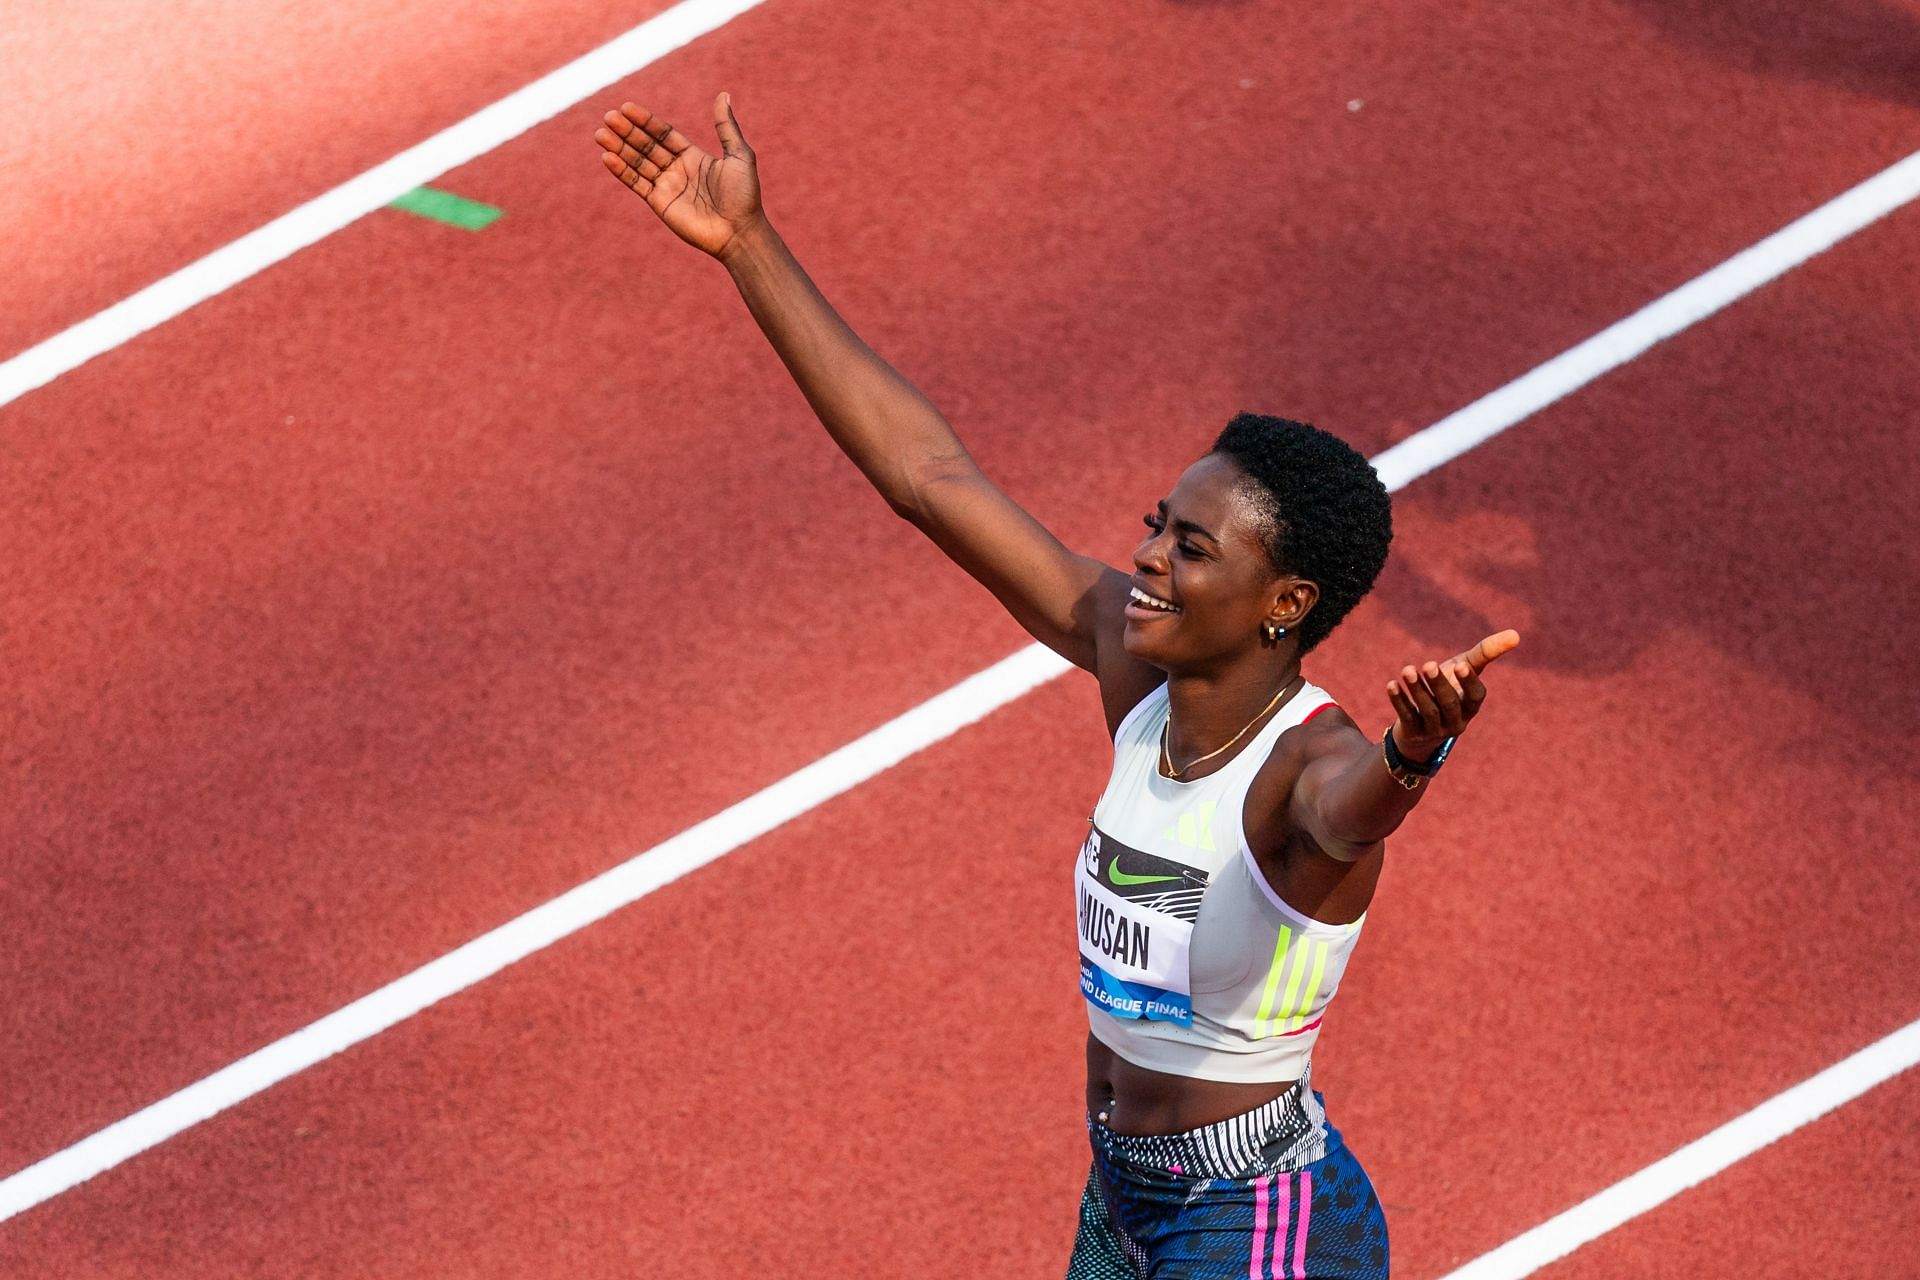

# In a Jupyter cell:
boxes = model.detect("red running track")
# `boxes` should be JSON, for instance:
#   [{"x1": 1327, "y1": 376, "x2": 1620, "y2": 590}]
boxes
[
  {"x1": 4, "y1": 0, "x2": 686, "y2": 355},
  {"x1": 4, "y1": 0, "x2": 1918, "y2": 1273}
]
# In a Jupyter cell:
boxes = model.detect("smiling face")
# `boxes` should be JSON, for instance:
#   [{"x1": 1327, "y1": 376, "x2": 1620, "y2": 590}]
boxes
[{"x1": 1122, "y1": 453, "x2": 1319, "y2": 673}]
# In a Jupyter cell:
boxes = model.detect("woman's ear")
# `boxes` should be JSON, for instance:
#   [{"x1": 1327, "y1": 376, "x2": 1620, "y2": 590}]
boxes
[{"x1": 1274, "y1": 578, "x2": 1319, "y2": 631}]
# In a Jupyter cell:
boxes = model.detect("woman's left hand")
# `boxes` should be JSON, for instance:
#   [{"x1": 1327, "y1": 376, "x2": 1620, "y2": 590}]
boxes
[{"x1": 1385, "y1": 629, "x2": 1520, "y2": 760}]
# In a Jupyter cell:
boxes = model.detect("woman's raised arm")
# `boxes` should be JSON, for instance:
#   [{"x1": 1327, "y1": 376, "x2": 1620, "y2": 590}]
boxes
[{"x1": 595, "y1": 94, "x2": 1134, "y2": 678}]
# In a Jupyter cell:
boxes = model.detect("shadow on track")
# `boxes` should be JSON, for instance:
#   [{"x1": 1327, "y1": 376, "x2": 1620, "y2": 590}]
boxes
[{"x1": 1615, "y1": 0, "x2": 1920, "y2": 109}]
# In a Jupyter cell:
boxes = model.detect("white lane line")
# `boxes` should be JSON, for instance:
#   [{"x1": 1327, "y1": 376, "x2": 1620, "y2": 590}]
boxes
[
  {"x1": 2, "y1": 148, "x2": 1917, "y2": 1231},
  {"x1": 1435, "y1": 1018, "x2": 1920, "y2": 1279},
  {"x1": 0, "y1": 0, "x2": 768, "y2": 412},
  {"x1": 1370, "y1": 148, "x2": 1920, "y2": 492},
  {"x1": 0, "y1": 646, "x2": 1074, "y2": 1225}
]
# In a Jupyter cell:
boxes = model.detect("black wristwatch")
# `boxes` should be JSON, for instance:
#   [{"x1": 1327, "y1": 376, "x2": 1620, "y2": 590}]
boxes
[{"x1": 1382, "y1": 726, "x2": 1454, "y2": 790}]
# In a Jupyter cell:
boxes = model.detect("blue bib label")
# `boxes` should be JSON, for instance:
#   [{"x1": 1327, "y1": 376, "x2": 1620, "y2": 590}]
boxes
[{"x1": 1080, "y1": 958, "x2": 1193, "y2": 1026}]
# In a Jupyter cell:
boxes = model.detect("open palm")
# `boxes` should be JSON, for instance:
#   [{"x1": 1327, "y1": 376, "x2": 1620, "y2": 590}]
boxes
[{"x1": 594, "y1": 95, "x2": 762, "y2": 258}]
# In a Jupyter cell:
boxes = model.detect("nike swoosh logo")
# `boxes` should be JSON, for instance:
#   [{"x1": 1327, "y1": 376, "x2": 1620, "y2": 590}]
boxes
[{"x1": 1108, "y1": 858, "x2": 1181, "y2": 886}]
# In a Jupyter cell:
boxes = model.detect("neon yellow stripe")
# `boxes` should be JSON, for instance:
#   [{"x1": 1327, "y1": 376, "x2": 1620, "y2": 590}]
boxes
[
  {"x1": 1252, "y1": 925, "x2": 1294, "y2": 1038},
  {"x1": 1287, "y1": 941, "x2": 1329, "y2": 1031},
  {"x1": 1275, "y1": 941, "x2": 1312, "y2": 1034}
]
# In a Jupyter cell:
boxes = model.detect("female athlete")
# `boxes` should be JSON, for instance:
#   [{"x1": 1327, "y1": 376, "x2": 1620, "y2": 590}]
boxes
[{"x1": 595, "y1": 93, "x2": 1518, "y2": 1280}]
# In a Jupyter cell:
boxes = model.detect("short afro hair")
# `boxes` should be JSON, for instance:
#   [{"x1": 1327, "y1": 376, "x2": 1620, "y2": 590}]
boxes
[{"x1": 1209, "y1": 413, "x2": 1392, "y2": 655}]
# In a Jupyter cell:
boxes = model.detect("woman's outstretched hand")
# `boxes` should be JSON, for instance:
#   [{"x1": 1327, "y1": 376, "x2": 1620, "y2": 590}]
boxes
[
  {"x1": 1384, "y1": 630, "x2": 1520, "y2": 759},
  {"x1": 594, "y1": 93, "x2": 763, "y2": 259}
]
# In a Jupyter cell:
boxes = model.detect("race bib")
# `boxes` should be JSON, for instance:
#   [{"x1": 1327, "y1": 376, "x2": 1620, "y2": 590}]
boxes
[{"x1": 1074, "y1": 822, "x2": 1209, "y2": 1027}]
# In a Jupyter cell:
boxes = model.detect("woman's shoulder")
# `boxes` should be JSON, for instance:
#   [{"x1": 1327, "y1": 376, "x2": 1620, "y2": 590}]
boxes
[
  {"x1": 1246, "y1": 698, "x2": 1367, "y2": 820},
  {"x1": 1280, "y1": 692, "x2": 1366, "y2": 758}
]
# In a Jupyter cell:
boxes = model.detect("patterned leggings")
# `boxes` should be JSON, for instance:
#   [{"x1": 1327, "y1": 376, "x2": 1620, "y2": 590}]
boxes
[{"x1": 1064, "y1": 1075, "x2": 1388, "y2": 1279}]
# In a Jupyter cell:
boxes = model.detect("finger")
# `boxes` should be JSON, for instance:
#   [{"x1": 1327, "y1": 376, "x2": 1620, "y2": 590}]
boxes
[
  {"x1": 712, "y1": 91, "x2": 753, "y2": 160},
  {"x1": 1456, "y1": 629, "x2": 1521, "y2": 674},
  {"x1": 1388, "y1": 676, "x2": 1442, "y2": 744},
  {"x1": 617, "y1": 103, "x2": 693, "y2": 156},
  {"x1": 602, "y1": 108, "x2": 642, "y2": 144},
  {"x1": 1385, "y1": 680, "x2": 1423, "y2": 731},
  {"x1": 1457, "y1": 658, "x2": 1488, "y2": 715},
  {"x1": 617, "y1": 122, "x2": 670, "y2": 169},
  {"x1": 1420, "y1": 660, "x2": 1464, "y2": 729},
  {"x1": 617, "y1": 140, "x2": 664, "y2": 180},
  {"x1": 593, "y1": 128, "x2": 665, "y2": 180},
  {"x1": 600, "y1": 149, "x2": 654, "y2": 196},
  {"x1": 601, "y1": 108, "x2": 667, "y2": 167},
  {"x1": 1400, "y1": 664, "x2": 1443, "y2": 735}
]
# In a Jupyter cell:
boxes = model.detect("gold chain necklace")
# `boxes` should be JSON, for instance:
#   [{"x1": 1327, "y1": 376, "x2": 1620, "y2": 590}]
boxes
[{"x1": 1160, "y1": 678, "x2": 1297, "y2": 780}]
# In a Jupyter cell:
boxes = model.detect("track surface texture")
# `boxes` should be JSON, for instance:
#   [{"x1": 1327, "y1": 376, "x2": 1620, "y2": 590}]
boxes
[{"x1": 4, "y1": 0, "x2": 1918, "y2": 1275}]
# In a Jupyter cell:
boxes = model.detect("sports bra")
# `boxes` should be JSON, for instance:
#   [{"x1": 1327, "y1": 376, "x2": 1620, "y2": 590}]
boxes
[{"x1": 1075, "y1": 680, "x2": 1365, "y2": 1083}]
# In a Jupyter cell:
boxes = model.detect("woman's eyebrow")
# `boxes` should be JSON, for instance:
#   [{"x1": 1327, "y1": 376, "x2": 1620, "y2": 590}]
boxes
[{"x1": 1157, "y1": 500, "x2": 1219, "y2": 544}]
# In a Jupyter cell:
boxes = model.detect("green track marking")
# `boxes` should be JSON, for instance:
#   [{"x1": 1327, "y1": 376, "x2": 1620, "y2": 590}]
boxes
[{"x1": 387, "y1": 186, "x2": 503, "y2": 231}]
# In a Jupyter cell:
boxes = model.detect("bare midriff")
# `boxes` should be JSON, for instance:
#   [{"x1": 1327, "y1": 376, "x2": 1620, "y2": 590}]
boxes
[{"x1": 1085, "y1": 1032, "x2": 1297, "y2": 1136}]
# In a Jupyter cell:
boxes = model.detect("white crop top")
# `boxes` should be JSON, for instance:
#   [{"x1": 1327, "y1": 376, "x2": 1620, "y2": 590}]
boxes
[{"x1": 1075, "y1": 680, "x2": 1365, "y2": 1084}]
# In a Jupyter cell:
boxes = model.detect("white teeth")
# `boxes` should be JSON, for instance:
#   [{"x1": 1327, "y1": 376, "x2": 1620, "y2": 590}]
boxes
[{"x1": 1130, "y1": 586, "x2": 1180, "y2": 613}]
